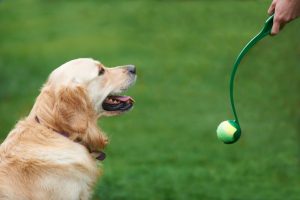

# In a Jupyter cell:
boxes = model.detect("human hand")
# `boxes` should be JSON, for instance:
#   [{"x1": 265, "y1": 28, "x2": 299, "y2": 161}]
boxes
[{"x1": 268, "y1": 0, "x2": 300, "y2": 35}]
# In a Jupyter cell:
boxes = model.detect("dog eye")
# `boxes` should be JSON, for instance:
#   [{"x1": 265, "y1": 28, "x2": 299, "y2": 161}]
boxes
[{"x1": 98, "y1": 68, "x2": 105, "y2": 76}]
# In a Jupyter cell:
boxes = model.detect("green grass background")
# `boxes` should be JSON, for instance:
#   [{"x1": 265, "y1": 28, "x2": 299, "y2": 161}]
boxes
[{"x1": 1, "y1": 0, "x2": 300, "y2": 199}]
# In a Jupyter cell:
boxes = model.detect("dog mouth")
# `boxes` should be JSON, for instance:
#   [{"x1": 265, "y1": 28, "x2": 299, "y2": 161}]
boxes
[{"x1": 102, "y1": 95, "x2": 135, "y2": 112}]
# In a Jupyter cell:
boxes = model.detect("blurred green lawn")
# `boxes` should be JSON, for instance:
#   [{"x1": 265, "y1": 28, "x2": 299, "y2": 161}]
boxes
[{"x1": 1, "y1": 0, "x2": 300, "y2": 199}]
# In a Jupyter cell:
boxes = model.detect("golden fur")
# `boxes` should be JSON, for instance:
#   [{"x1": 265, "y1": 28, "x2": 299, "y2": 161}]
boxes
[{"x1": 0, "y1": 58, "x2": 136, "y2": 200}]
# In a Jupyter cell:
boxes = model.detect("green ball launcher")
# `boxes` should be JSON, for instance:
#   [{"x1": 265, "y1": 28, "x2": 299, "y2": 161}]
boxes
[{"x1": 217, "y1": 15, "x2": 274, "y2": 144}]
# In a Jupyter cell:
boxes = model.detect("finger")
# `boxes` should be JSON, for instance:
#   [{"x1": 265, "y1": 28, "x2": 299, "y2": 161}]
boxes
[
  {"x1": 268, "y1": 1, "x2": 276, "y2": 15},
  {"x1": 271, "y1": 21, "x2": 280, "y2": 35}
]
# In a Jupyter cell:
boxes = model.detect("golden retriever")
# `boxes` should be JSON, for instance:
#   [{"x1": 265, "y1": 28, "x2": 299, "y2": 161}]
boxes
[{"x1": 0, "y1": 58, "x2": 137, "y2": 200}]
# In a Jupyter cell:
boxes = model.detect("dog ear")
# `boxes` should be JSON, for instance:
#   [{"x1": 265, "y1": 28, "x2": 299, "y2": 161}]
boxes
[{"x1": 54, "y1": 86, "x2": 92, "y2": 134}]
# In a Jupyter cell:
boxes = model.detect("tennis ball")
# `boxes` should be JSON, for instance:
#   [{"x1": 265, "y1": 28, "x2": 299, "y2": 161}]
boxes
[{"x1": 216, "y1": 120, "x2": 241, "y2": 144}]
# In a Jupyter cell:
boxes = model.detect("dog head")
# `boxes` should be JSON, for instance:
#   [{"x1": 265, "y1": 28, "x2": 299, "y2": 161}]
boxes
[
  {"x1": 32, "y1": 58, "x2": 136, "y2": 150},
  {"x1": 49, "y1": 58, "x2": 137, "y2": 117}
]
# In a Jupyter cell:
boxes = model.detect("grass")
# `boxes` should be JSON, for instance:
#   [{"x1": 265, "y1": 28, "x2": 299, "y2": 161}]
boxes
[{"x1": 0, "y1": 0, "x2": 300, "y2": 199}]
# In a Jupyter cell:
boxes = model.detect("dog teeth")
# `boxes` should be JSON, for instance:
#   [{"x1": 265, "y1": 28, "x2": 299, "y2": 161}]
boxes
[
  {"x1": 105, "y1": 98, "x2": 121, "y2": 104},
  {"x1": 105, "y1": 96, "x2": 135, "y2": 105}
]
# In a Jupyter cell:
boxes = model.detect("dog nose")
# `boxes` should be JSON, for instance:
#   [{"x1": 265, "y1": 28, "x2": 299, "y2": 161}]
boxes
[{"x1": 127, "y1": 65, "x2": 136, "y2": 75}]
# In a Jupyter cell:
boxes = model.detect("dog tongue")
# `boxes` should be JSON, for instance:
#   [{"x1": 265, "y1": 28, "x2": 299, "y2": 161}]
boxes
[{"x1": 112, "y1": 95, "x2": 134, "y2": 102}]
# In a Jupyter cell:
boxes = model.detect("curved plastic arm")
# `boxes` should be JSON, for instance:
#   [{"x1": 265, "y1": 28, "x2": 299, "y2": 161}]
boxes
[{"x1": 230, "y1": 15, "x2": 274, "y2": 125}]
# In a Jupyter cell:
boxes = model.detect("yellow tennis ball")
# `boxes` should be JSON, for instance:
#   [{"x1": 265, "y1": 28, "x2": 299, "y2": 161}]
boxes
[{"x1": 216, "y1": 120, "x2": 241, "y2": 144}]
